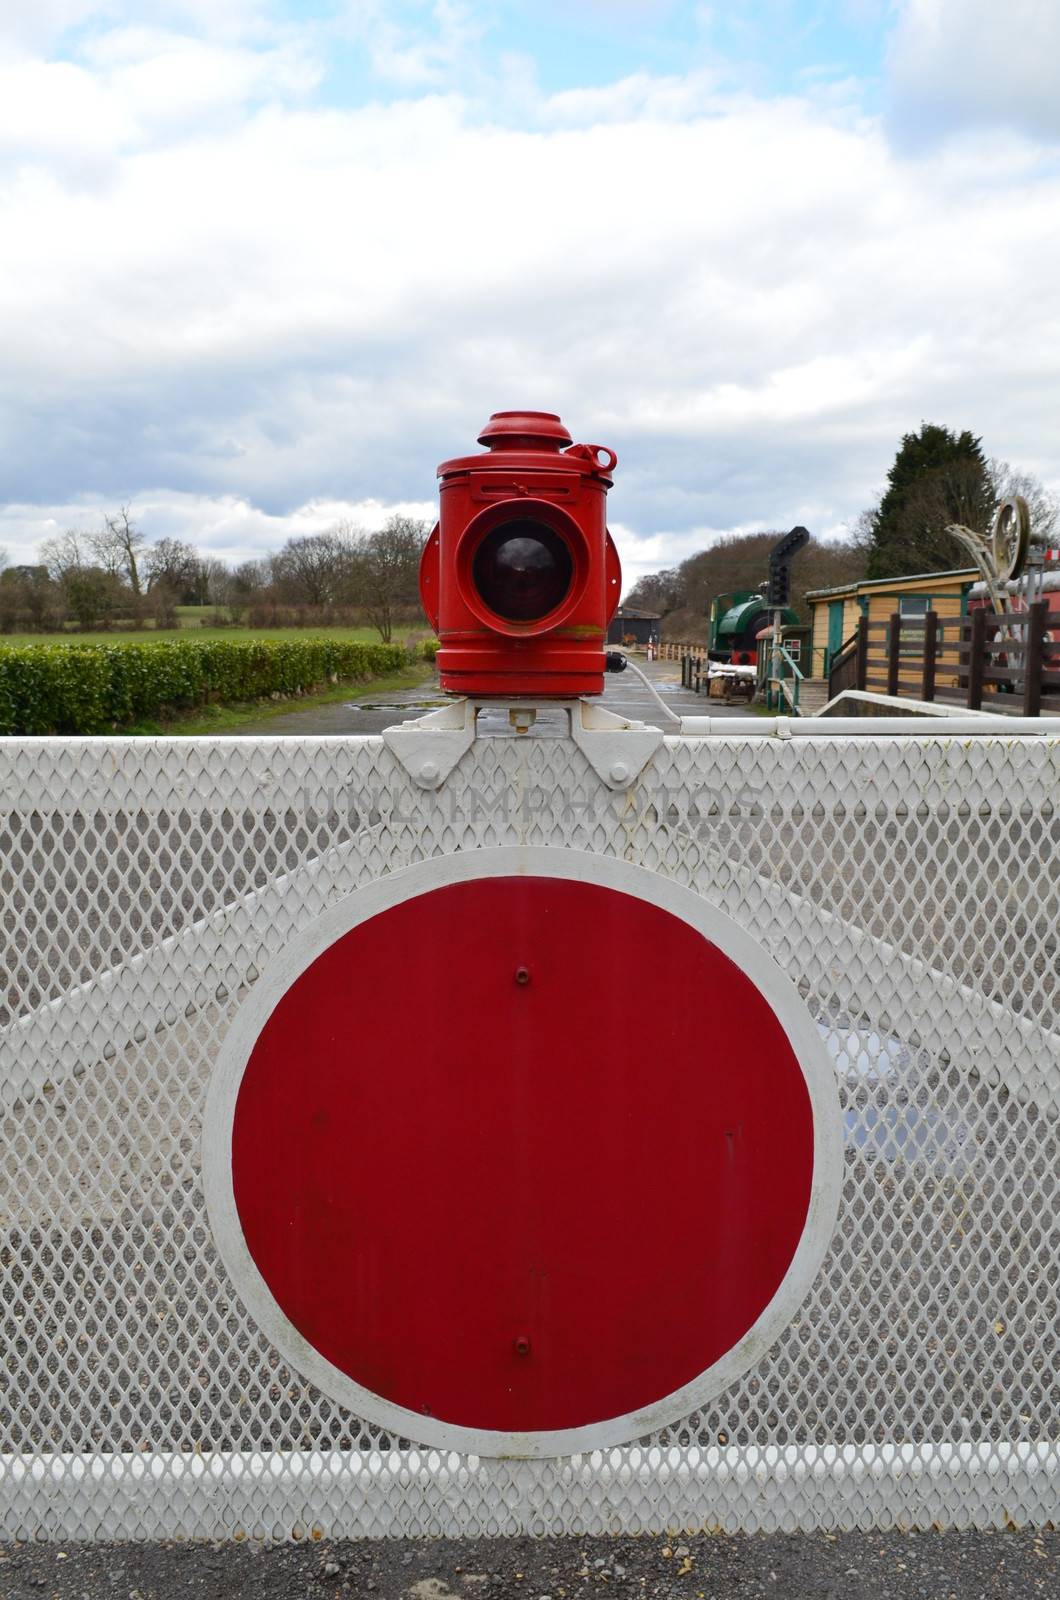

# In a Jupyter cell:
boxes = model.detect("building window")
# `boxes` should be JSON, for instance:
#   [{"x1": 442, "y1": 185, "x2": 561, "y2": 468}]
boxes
[{"x1": 895, "y1": 595, "x2": 943, "y2": 651}]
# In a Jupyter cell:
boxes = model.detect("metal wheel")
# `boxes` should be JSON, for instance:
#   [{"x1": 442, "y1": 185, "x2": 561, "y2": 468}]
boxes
[{"x1": 992, "y1": 495, "x2": 1030, "y2": 581}]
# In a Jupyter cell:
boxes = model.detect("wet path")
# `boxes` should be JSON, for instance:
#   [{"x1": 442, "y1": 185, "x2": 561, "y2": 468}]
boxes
[{"x1": 229, "y1": 657, "x2": 748, "y2": 736}]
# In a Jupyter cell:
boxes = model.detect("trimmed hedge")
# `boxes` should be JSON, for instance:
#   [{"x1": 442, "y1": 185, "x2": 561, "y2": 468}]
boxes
[{"x1": 0, "y1": 637, "x2": 409, "y2": 736}]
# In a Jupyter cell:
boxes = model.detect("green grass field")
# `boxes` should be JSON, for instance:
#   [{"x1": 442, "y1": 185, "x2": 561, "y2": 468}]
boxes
[
  {"x1": 0, "y1": 623, "x2": 399, "y2": 647},
  {"x1": 174, "y1": 605, "x2": 225, "y2": 622},
  {"x1": 0, "y1": 603, "x2": 433, "y2": 648}
]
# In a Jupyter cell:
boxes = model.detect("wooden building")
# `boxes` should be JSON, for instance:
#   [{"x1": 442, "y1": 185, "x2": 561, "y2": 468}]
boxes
[
  {"x1": 607, "y1": 607, "x2": 661, "y2": 648},
  {"x1": 805, "y1": 568, "x2": 977, "y2": 681},
  {"x1": 804, "y1": 564, "x2": 1059, "y2": 715}
]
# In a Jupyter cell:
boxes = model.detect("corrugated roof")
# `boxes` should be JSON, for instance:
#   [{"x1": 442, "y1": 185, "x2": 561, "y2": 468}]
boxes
[{"x1": 805, "y1": 567, "x2": 977, "y2": 601}]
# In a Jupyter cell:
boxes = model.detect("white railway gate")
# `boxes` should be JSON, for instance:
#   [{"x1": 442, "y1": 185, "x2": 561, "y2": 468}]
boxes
[{"x1": 0, "y1": 722, "x2": 1058, "y2": 1539}]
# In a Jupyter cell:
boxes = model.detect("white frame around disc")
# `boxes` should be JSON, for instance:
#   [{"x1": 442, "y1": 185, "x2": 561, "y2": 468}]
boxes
[{"x1": 202, "y1": 846, "x2": 843, "y2": 1460}]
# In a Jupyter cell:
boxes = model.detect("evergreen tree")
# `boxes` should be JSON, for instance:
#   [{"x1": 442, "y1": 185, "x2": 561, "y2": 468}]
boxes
[{"x1": 864, "y1": 423, "x2": 993, "y2": 579}]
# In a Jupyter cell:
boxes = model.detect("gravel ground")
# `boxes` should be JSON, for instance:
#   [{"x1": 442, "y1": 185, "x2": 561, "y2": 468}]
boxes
[{"x1": 0, "y1": 1531, "x2": 1058, "y2": 1599}]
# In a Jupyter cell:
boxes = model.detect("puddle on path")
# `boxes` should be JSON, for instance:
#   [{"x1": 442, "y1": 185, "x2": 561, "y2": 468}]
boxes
[{"x1": 346, "y1": 699, "x2": 447, "y2": 711}]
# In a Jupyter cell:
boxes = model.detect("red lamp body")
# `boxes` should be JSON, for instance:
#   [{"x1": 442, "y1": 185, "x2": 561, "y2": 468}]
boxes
[{"x1": 419, "y1": 411, "x2": 622, "y2": 697}]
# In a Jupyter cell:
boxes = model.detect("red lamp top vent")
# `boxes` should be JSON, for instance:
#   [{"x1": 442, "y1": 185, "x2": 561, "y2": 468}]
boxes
[{"x1": 477, "y1": 411, "x2": 573, "y2": 452}]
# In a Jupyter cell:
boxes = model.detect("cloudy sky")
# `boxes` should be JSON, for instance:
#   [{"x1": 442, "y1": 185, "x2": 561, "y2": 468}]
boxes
[{"x1": 1, "y1": 0, "x2": 1059, "y2": 592}]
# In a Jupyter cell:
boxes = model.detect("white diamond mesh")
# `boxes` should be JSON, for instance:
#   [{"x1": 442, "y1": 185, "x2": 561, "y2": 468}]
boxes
[{"x1": 1, "y1": 731, "x2": 1058, "y2": 1539}]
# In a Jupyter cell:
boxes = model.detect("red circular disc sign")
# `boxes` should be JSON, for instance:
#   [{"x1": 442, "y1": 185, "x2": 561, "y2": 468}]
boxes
[{"x1": 219, "y1": 868, "x2": 826, "y2": 1444}]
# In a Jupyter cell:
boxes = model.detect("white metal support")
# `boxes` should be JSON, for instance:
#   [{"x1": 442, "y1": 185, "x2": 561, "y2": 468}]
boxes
[
  {"x1": 381, "y1": 696, "x2": 477, "y2": 789},
  {"x1": 566, "y1": 697, "x2": 664, "y2": 788},
  {"x1": 383, "y1": 696, "x2": 665, "y2": 791}
]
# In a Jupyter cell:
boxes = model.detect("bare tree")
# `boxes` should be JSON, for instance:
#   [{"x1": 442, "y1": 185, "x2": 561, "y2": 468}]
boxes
[
  {"x1": 848, "y1": 507, "x2": 877, "y2": 558},
  {"x1": 988, "y1": 459, "x2": 1059, "y2": 546},
  {"x1": 622, "y1": 567, "x2": 681, "y2": 615},
  {"x1": 349, "y1": 516, "x2": 428, "y2": 642},
  {"x1": 232, "y1": 557, "x2": 270, "y2": 598},
  {"x1": 90, "y1": 507, "x2": 146, "y2": 596},
  {"x1": 272, "y1": 529, "x2": 355, "y2": 607},
  {"x1": 39, "y1": 528, "x2": 90, "y2": 582},
  {"x1": 217, "y1": 558, "x2": 267, "y2": 620},
  {"x1": 143, "y1": 537, "x2": 201, "y2": 600},
  {"x1": 199, "y1": 557, "x2": 233, "y2": 607},
  {"x1": 0, "y1": 565, "x2": 63, "y2": 633}
]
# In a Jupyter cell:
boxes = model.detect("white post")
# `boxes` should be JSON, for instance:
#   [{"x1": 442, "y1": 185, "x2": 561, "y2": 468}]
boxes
[{"x1": 771, "y1": 608, "x2": 783, "y2": 708}]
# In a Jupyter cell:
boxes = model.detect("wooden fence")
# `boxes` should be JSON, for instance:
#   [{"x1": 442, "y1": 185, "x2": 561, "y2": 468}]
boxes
[
  {"x1": 659, "y1": 640, "x2": 708, "y2": 662},
  {"x1": 827, "y1": 602, "x2": 1060, "y2": 716}
]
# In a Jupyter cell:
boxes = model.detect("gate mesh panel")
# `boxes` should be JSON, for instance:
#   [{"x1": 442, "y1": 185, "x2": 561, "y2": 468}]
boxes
[{"x1": 0, "y1": 731, "x2": 1057, "y2": 1538}]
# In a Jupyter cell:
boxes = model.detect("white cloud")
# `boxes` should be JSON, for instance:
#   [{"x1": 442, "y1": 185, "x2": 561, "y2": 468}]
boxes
[
  {"x1": 0, "y1": 491, "x2": 437, "y2": 571},
  {"x1": 0, "y1": 26, "x2": 318, "y2": 180},
  {"x1": 2, "y1": 4, "x2": 1060, "y2": 597},
  {"x1": 0, "y1": 57, "x2": 132, "y2": 172},
  {"x1": 0, "y1": 1, "x2": 275, "y2": 60},
  {"x1": 337, "y1": 0, "x2": 485, "y2": 89},
  {"x1": 538, "y1": 69, "x2": 722, "y2": 127},
  {"x1": 888, "y1": 0, "x2": 1060, "y2": 141},
  {"x1": 0, "y1": 2, "x2": 110, "y2": 59}
]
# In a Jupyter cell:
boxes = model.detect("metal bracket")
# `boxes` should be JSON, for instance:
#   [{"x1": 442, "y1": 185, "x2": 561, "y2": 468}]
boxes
[
  {"x1": 567, "y1": 698, "x2": 664, "y2": 790},
  {"x1": 382, "y1": 698, "x2": 477, "y2": 791},
  {"x1": 383, "y1": 697, "x2": 664, "y2": 791}
]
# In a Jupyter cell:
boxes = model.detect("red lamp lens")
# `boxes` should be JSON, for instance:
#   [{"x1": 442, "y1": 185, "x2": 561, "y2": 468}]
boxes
[{"x1": 472, "y1": 520, "x2": 574, "y2": 622}]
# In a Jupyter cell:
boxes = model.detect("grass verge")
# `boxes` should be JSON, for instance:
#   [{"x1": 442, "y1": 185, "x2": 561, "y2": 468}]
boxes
[{"x1": 124, "y1": 664, "x2": 435, "y2": 736}]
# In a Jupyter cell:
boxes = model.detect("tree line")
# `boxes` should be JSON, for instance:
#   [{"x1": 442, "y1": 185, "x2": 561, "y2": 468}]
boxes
[
  {"x1": 625, "y1": 425, "x2": 1059, "y2": 638},
  {"x1": 0, "y1": 512, "x2": 430, "y2": 642},
  {"x1": 624, "y1": 531, "x2": 866, "y2": 638},
  {"x1": 4, "y1": 426, "x2": 1056, "y2": 643}
]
